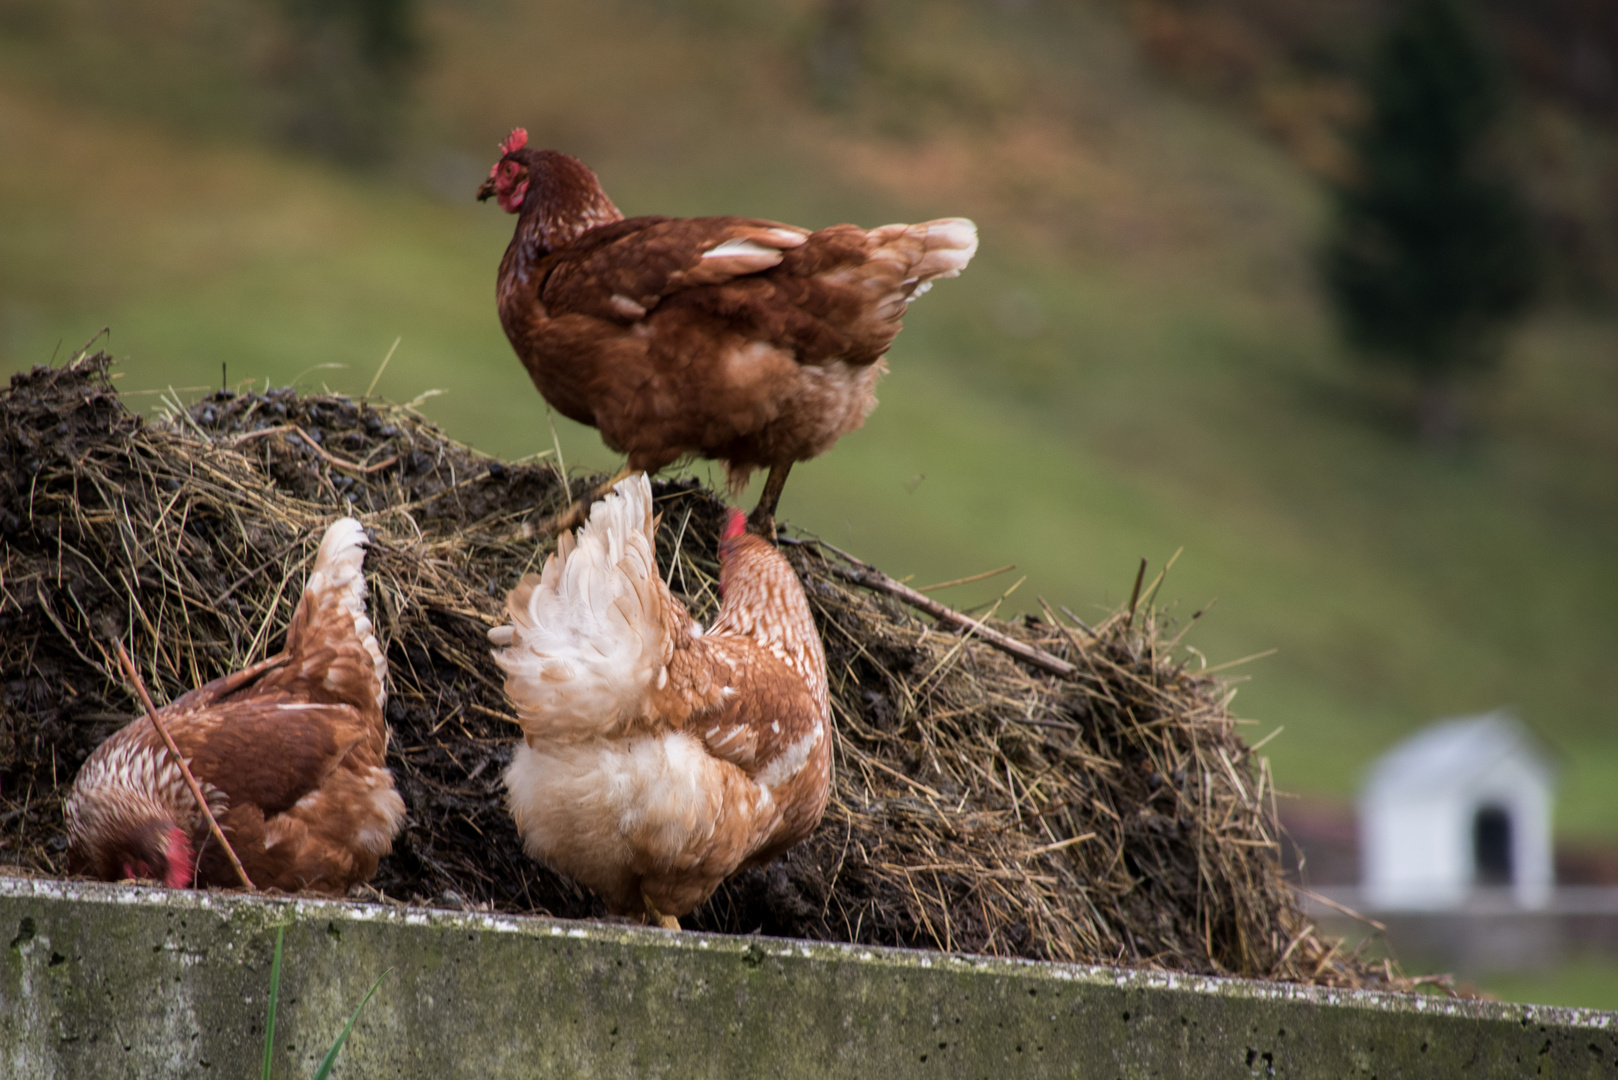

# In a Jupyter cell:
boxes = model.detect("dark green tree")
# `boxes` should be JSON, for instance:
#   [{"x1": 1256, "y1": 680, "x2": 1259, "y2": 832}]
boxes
[
  {"x1": 1324, "y1": 0, "x2": 1537, "y2": 443},
  {"x1": 269, "y1": 0, "x2": 422, "y2": 166},
  {"x1": 807, "y1": 0, "x2": 869, "y2": 109}
]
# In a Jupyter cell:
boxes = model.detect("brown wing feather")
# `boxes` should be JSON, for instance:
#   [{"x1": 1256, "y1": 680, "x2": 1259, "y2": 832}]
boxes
[
  {"x1": 525, "y1": 224, "x2": 913, "y2": 468},
  {"x1": 539, "y1": 216, "x2": 807, "y2": 324},
  {"x1": 152, "y1": 524, "x2": 385, "y2": 818},
  {"x1": 249, "y1": 587, "x2": 382, "y2": 716},
  {"x1": 166, "y1": 699, "x2": 372, "y2": 817}
]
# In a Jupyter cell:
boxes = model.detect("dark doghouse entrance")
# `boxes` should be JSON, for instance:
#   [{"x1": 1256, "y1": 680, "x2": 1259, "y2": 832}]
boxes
[{"x1": 1473, "y1": 804, "x2": 1514, "y2": 886}]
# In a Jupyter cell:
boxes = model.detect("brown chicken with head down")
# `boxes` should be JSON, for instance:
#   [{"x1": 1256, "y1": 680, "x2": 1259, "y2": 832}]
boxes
[
  {"x1": 477, "y1": 128, "x2": 977, "y2": 535},
  {"x1": 489, "y1": 474, "x2": 829, "y2": 926},
  {"x1": 65, "y1": 518, "x2": 405, "y2": 893}
]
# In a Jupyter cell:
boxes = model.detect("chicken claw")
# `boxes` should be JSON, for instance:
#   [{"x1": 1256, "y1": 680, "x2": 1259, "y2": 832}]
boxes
[{"x1": 642, "y1": 890, "x2": 682, "y2": 931}]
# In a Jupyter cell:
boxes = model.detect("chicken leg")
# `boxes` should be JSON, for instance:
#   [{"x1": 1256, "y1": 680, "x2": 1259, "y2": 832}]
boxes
[
  {"x1": 642, "y1": 889, "x2": 681, "y2": 931},
  {"x1": 745, "y1": 462, "x2": 792, "y2": 540},
  {"x1": 538, "y1": 465, "x2": 635, "y2": 537}
]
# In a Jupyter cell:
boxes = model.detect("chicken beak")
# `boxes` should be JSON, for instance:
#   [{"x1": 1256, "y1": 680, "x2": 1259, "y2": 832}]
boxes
[{"x1": 476, "y1": 178, "x2": 497, "y2": 202}]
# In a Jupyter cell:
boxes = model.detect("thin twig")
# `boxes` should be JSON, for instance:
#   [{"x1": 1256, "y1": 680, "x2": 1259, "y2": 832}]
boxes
[
  {"x1": 1027, "y1": 833, "x2": 1097, "y2": 856},
  {"x1": 917, "y1": 564, "x2": 1016, "y2": 593},
  {"x1": 1292, "y1": 885, "x2": 1387, "y2": 932},
  {"x1": 365, "y1": 337, "x2": 402, "y2": 399},
  {"x1": 216, "y1": 556, "x2": 281, "y2": 606},
  {"x1": 826, "y1": 563, "x2": 1078, "y2": 679},
  {"x1": 1200, "y1": 648, "x2": 1278, "y2": 674},
  {"x1": 232, "y1": 425, "x2": 398, "y2": 474},
  {"x1": 1058, "y1": 603, "x2": 1099, "y2": 638},
  {"x1": 115, "y1": 641, "x2": 254, "y2": 890},
  {"x1": 1124, "y1": 558, "x2": 1147, "y2": 630},
  {"x1": 1037, "y1": 595, "x2": 1086, "y2": 659}
]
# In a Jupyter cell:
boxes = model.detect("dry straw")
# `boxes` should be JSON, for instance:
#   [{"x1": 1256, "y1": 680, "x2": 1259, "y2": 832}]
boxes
[{"x1": 0, "y1": 352, "x2": 1393, "y2": 988}]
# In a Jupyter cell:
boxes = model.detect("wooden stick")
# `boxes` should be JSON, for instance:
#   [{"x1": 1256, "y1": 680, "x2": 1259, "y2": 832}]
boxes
[
  {"x1": 825, "y1": 563, "x2": 1079, "y2": 679},
  {"x1": 115, "y1": 642, "x2": 254, "y2": 891}
]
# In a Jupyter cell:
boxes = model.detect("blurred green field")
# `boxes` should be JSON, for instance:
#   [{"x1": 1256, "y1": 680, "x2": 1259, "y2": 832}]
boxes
[
  {"x1": 1480, "y1": 957, "x2": 1618, "y2": 1013},
  {"x1": 3, "y1": 0, "x2": 1617, "y2": 1006}
]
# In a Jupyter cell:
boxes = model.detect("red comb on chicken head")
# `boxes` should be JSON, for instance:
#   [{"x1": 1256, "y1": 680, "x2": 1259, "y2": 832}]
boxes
[{"x1": 477, "y1": 128, "x2": 531, "y2": 213}]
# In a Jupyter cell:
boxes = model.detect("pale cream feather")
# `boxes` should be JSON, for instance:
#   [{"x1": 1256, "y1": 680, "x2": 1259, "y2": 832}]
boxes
[
  {"x1": 862, "y1": 216, "x2": 980, "y2": 320},
  {"x1": 488, "y1": 474, "x2": 670, "y2": 741},
  {"x1": 504, "y1": 733, "x2": 764, "y2": 892}
]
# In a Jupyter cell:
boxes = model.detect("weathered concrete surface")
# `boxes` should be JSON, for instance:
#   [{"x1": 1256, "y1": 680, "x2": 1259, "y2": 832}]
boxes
[{"x1": 3, "y1": 876, "x2": 1614, "y2": 1078}]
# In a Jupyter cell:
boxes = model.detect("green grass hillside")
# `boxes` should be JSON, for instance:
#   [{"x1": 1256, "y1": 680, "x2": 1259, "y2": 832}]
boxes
[{"x1": 2, "y1": 0, "x2": 1615, "y2": 846}]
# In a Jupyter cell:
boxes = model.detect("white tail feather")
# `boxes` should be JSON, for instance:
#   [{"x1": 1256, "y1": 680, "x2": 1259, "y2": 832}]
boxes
[
  {"x1": 703, "y1": 237, "x2": 780, "y2": 260},
  {"x1": 304, "y1": 517, "x2": 386, "y2": 711},
  {"x1": 909, "y1": 217, "x2": 978, "y2": 281},
  {"x1": 865, "y1": 217, "x2": 978, "y2": 319},
  {"x1": 490, "y1": 474, "x2": 668, "y2": 740}
]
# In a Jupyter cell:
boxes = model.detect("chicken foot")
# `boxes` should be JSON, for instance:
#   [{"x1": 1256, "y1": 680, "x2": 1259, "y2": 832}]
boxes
[
  {"x1": 543, "y1": 458, "x2": 788, "y2": 541},
  {"x1": 641, "y1": 889, "x2": 681, "y2": 931},
  {"x1": 745, "y1": 462, "x2": 792, "y2": 539},
  {"x1": 537, "y1": 465, "x2": 635, "y2": 536}
]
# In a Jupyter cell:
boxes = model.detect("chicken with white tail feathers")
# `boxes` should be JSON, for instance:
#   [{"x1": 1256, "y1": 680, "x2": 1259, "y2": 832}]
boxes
[{"x1": 489, "y1": 474, "x2": 830, "y2": 926}]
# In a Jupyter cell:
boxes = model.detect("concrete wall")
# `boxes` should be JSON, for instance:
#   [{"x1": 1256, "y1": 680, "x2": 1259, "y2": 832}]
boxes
[{"x1": 3, "y1": 876, "x2": 1615, "y2": 1079}]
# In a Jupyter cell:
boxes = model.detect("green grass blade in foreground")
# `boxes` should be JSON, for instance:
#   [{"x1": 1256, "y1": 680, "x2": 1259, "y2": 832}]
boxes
[
  {"x1": 311, "y1": 968, "x2": 390, "y2": 1080},
  {"x1": 262, "y1": 925, "x2": 283, "y2": 1080}
]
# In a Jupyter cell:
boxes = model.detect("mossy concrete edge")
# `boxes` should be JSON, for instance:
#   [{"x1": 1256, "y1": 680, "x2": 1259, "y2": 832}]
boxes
[{"x1": 3, "y1": 876, "x2": 1614, "y2": 1078}]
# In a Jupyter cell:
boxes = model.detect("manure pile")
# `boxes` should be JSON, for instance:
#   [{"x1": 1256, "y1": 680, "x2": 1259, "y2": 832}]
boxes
[{"x1": 0, "y1": 353, "x2": 1385, "y2": 987}]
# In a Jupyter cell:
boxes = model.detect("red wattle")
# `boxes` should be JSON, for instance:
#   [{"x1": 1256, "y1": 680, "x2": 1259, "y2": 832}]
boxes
[
  {"x1": 498, "y1": 178, "x2": 529, "y2": 214},
  {"x1": 721, "y1": 509, "x2": 747, "y2": 543},
  {"x1": 164, "y1": 827, "x2": 196, "y2": 889}
]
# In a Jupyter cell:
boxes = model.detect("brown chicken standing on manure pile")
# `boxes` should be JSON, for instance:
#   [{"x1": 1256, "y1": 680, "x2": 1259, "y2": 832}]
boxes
[
  {"x1": 492, "y1": 475, "x2": 830, "y2": 927},
  {"x1": 476, "y1": 128, "x2": 978, "y2": 535}
]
